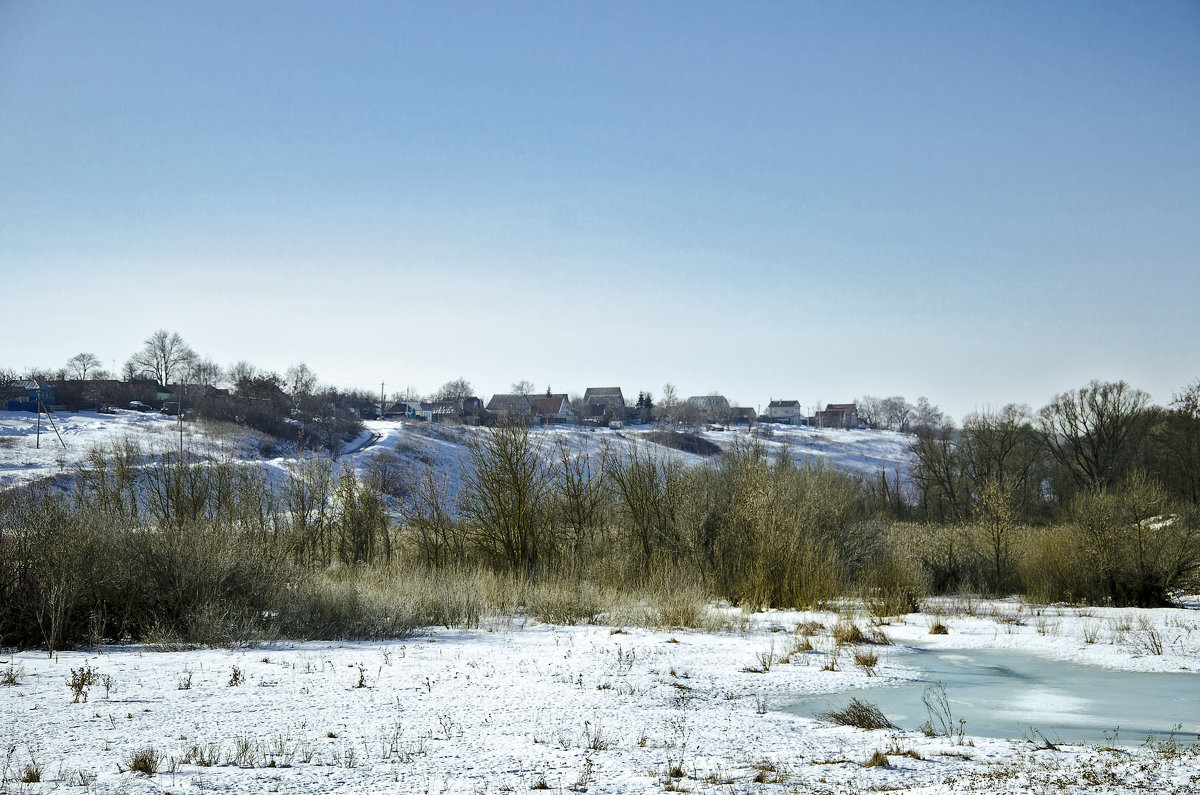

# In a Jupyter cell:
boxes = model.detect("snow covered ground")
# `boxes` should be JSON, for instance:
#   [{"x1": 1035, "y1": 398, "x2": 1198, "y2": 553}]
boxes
[
  {"x1": 1, "y1": 412, "x2": 913, "y2": 495},
  {"x1": 0, "y1": 410, "x2": 280, "y2": 490},
  {"x1": 3, "y1": 600, "x2": 1197, "y2": 794}
]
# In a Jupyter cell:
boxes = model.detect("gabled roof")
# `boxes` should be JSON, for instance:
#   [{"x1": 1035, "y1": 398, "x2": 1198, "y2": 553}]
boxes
[
  {"x1": 768, "y1": 400, "x2": 800, "y2": 408},
  {"x1": 583, "y1": 387, "x2": 623, "y2": 404},
  {"x1": 687, "y1": 395, "x2": 729, "y2": 408},
  {"x1": 825, "y1": 403, "x2": 856, "y2": 413},
  {"x1": 529, "y1": 396, "x2": 570, "y2": 415},
  {"x1": 486, "y1": 393, "x2": 531, "y2": 413}
]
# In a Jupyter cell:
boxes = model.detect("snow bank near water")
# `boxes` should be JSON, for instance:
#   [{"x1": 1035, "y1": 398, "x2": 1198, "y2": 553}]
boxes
[{"x1": 3, "y1": 598, "x2": 1197, "y2": 794}]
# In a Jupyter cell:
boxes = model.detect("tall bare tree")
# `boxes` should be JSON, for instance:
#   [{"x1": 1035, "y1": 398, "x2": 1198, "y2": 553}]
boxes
[
  {"x1": 65, "y1": 352, "x2": 101, "y2": 381},
  {"x1": 654, "y1": 383, "x2": 680, "y2": 425},
  {"x1": 1039, "y1": 380, "x2": 1151, "y2": 493},
  {"x1": 127, "y1": 330, "x2": 194, "y2": 386},
  {"x1": 188, "y1": 357, "x2": 223, "y2": 389},
  {"x1": 433, "y1": 378, "x2": 474, "y2": 403},
  {"x1": 460, "y1": 419, "x2": 551, "y2": 572},
  {"x1": 857, "y1": 395, "x2": 884, "y2": 429},
  {"x1": 284, "y1": 363, "x2": 319, "y2": 411},
  {"x1": 881, "y1": 396, "x2": 915, "y2": 433}
]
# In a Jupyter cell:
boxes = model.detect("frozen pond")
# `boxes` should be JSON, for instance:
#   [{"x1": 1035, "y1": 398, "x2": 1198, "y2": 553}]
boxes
[{"x1": 789, "y1": 646, "x2": 1200, "y2": 747}]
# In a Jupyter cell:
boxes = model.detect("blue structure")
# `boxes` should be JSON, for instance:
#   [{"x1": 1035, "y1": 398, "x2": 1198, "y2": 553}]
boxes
[{"x1": 5, "y1": 379, "x2": 54, "y2": 412}]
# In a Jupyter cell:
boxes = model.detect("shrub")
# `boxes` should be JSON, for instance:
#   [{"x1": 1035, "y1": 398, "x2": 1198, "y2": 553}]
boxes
[
  {"x1": 524, "y1": 580, "x2": 609, "y2": 625},
  {"x1": 125, "y1": 747, "x2": 162, "y2": 775},
  {"x1": 817, "y1": 698, "x2": 897, "y2": 730},
  {"x1": 863, "y1": 750, "x2": 890, "y2": 768},
  {"x1": 644, "y1": 431, "x2": 721, "y2": 457},
  {"x1": 69, "y1": 663, "x2": 98, "y2": 703},
  {"x1": 697, "y1": 444, "x2": 870, "y2": 609},
  {"x1": 20, "y1": 761, "x2": 42, "y2": 783},
  {"x1": 853, "y1": 648, "x2": 879, "y2": 675},
  {"x1": 859, "y1": 547, "x2": 925, "y2": 616},
  {"x1": 1, "y1": 664, "x2": 23, "y2": 685}
]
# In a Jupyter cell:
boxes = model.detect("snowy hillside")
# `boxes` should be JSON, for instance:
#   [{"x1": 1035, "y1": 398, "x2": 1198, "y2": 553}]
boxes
[{"x1": 0, "y1": 410, "x2": 914, "y2": 494}]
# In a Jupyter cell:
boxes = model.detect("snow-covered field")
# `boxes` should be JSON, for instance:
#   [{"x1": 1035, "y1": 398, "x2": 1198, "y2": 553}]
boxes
[
  {"x1": 3, "y1": 600, "x2": 1197, "y2": 794},
  {"x1": 0, "y1": 410, "x2": 275, "y2": 490}
]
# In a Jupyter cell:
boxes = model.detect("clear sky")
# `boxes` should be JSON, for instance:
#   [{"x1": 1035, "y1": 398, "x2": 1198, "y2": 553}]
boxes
[{"x1": 2, "y1": 1, "x2": 1197, "y2": 421}]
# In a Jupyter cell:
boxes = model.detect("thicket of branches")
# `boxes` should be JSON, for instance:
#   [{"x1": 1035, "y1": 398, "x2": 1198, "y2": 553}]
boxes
[{"x1": 894, "y1": 379, "x2": 1200, "y2": 605}]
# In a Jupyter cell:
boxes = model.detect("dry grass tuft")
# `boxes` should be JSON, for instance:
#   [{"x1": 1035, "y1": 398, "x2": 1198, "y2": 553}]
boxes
[
  {"x1": 817, "y1": 698, "x2": 897, "y2": 730},
  {"x1": 863, "y1": 750, "x2": 890, "y2": 768}
]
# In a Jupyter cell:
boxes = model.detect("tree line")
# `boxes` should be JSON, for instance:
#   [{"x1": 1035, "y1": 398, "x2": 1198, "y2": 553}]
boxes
[{"x1": 3, "y1": 330, "x2": 371, "y2": 451}]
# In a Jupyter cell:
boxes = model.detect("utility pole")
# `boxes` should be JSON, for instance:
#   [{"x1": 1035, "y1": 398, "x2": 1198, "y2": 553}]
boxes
[
  {"x1": 380, "y1": 381, "x2": 385, "y2": 421},
  {"x1": 36, "y1": 391, "x2": 66, "y2": 450},
  {"x1": 179, "y1": 372, "x2": 185, "y2": 457}
]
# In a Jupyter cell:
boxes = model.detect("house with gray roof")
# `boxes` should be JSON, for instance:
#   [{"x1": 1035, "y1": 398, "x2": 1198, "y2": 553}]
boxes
[
  {"x1": 486, "y1": 393, "x2": 532, "y2": 417},
  {"x1": 765, "y1": 399, "x2": 805, "y2": 424},
  {"x1": 581, "y1": 387, "x2": 624, "y2": 420}
]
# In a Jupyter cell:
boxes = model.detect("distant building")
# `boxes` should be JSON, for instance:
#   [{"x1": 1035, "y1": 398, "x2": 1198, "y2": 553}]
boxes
[
  {"x1": 383, "y1": 400, "x2": 433, "y2": 421},
  {"x1": 486, "y1": 393, "x2": 532, "y2": 417},
  {"x1": 529, "y1": 394, "x2": 576, "y2": 425},
  {"x1": 581, "y1": 387, "x2": 625, "y2": 420},
  {"x1": 427, "y1": 396, "x2": 483, "y2": 425},
  {"x1": 765, "y1": 399, "x2": 804, "y2": 424},
  {"x1": 686, "y1": 394, "x2": 731, "y2": 422},
  {"x1": 814, "y1": 403, "x2": 859, "y2": 429},
  {"x1": 4, "y1": 379, "x2": 54, "y2": 412},
  {"x1": 729, "y1": 406, "x2": 757, "y2": 425}
]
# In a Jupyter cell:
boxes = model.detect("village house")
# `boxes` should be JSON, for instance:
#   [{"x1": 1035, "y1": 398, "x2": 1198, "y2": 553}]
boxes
[
  {"x1": 686, "y1": 394, "x2": 731, "y2": 423},
  {"x1": 581, "y1": 387, "x2": 624, "y2": 420},
  {"x1": 486, "y1": 393, "x2": 532, "y2": 418},
  {"x1": 3, "y1": 379, "x2": 55, "y2": 412},
  {"x1": 529, "y1": 394, "x2": 576, "y2": 425},
  {"x1": 765, "y1": 399, "x2": 805, "y2": 424},
  {"x1": 814, "y1": 402, "x2": 860, "y2": 429}
]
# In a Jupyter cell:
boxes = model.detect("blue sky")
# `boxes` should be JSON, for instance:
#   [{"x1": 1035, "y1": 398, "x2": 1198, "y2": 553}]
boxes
[{"x1": 2, "y1": 1, "x2": 1197, "y2": 420}]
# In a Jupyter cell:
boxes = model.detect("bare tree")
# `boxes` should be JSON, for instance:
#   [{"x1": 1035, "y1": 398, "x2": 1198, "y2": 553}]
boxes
[
  {"x1": 433, "y1": 378, "x2": 475, "y2": 403},
  {"x1": 128, "y1": 330, "x2": 194, "y2": 386},
  {"x1": 284, "y1": 363, "x2": 319, "y2": 414},
  {"x1": 401, "y1": 459, "x2": 463, "y2": 568},
  {"x1": 912, "y1": 396, "x2": 948, "y2": 439},
  {"x1": 1039, "y1": 380, "x2": 1151, "y2": 492},
  {"x1": 1166, "y1": 379, "x2": 1200, "y2": 507},
  {"x1": 65, "y1": 352, "x2": 101, "y2": 381},
  {"x1": 881, "y1": 396, "x2": 915, "y2": 433},
  {"x1": 857, "y1": 395, "x2": 884, "y2": 429},
  {"x1": 909, "y1": 425, "x2": 970, "y2": 521},
  {"x1": 460, "y1": 419, "x2": 552, "y2": 572},
  {"x1": 654, "y1": 383, "x2": 680, "y2": 425},
  {"x1": 188, "y1": 357, "x2": 224, "y2": 389},
  {"x1": 551, "y1": 436, "x2": 608, "y2": 556},
  {"x1": 227, "y1": 360, "x2": 260, "y2": 389},
  {"x1": 510, "y1": 379, "x2": 536, "y2": 398},
  {"x1": 959, "y1": 404, "x2": 1043, "y2": 506}
]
